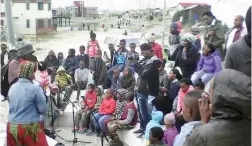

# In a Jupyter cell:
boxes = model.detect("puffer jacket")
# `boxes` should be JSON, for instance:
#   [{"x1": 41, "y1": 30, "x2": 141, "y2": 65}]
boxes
[
  {"x1": 44, "y1": 50, "x2": 60, "y2": 69},
  {"x1": 145, "y1": 111, "x2": 163, "y2": 140},
  {"x1": 197, "y1": 52, "x2": 222, "y2": 74},
  {"x1": 184, "y1": 69, "x2": 251, "y2": 146}
]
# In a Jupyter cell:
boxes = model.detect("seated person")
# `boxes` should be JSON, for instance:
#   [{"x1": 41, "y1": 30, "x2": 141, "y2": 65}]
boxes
[
  {"x1": 163, "y1": 113, "x2": 178, "y2": 146},
  {"x1": 73, "y1": 84, "x2": 97, "y2": 134},
  {"x1": 64, "y1": 49, "x2": 78, "y2": 83},
  {"x1": 149, "y1": 127, "x2": 167, "y2": 146},
  {"x1": 44, "y1": 50, "x2": 60, "y2": 84},
  {"x1": 110, "y1": 69, "x2": 121, "y2": 93},
  {"x1": 55, "y1": 66, "x2": 72, "y2": 109},
  {"x1": 126, "y1": 43, "x2": 139, "y2": 67},
  {"x1": 173, "y1": 90, "x2": 203, "y2": 146},
  {"x1": 107, "y1": 91, "x2": 138, "y2": 140},
  {"x1": 194, "y1": 79, "x2": 205, "y2": 90},
  {"x1": 191, "y1": 43, "x2": 222, "y2": 85},
  {"x1": 91, "y1": 50, "x2": 107, "y2": 86},
  {"x1": 119, "y1": 66, "x2": 136, "y2": 92},
  {"x1": 145, "y1": 111, "x2": 163, "y2": 141},
  {"x1": 92, "y1": 89, "x2": 116, "y2": 136},
  {"x1": 57, "y1": 52, "x2": 65, "y2": 66}
]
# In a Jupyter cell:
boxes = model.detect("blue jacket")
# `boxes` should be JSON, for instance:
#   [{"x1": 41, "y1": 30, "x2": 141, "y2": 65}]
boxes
[
  {"x1": 8, "y1": 79, "x2": 47, "y2": 124},
  {"x1": 145, "y1": 111, "x2": 163, "y2": 140},
  {"x1": 64, "y1": 56, "x2": 79, "y2": 74}
]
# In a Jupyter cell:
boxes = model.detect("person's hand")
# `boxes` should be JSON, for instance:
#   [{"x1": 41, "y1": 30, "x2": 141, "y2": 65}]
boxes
[
  {"x1": 161, "y1": 87, "x2": 168, "y2": 92},
  {"x1": 199, "y1": 92, "x2": 211, "y2": 124},
  {"x1": 208, "y1": 31, "x2": 215, "y2": 36}
]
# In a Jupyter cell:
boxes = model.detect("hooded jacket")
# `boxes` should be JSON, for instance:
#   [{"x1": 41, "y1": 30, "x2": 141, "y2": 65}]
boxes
[
  {"x1": 145, "y1": 111, "x2": 163, "y2": 140},
  {"x1": 44, "y1": 50, "x2": 60, "y2": 69},
  {"x1": 135, "y1": 55, "x2": 161, "y2": 96},
  {"x1": 197, "y1": 52, "x2": 222, "y2": 74},
  {"x1": 184, "y1": 69, "x2": 251, "y2": 146},
  {"x1": 120, "y1": 68, "x2": 136, "y2": 92},
  {"x1": 55, "y1": 66, "x2": 71, "y2": 88},
  {"x1": 99, "y1": 96, "x2": 116, "y2": 115}
]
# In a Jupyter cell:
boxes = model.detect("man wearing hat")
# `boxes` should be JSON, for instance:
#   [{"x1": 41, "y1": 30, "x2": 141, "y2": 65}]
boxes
[{"x1": 147, "y1": 35, "x2": 163, "y2": 61}]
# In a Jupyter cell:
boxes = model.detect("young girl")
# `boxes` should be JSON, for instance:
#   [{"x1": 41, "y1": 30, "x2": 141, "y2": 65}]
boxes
[
  {"x1": 163, "y1": 113, "x2": 178, "y2": 146},
  {"x1": 92, "y1": 88, "x2": 116, "y2": 136},
  {"x1": 107, "y1": 91, "x2": 138, "y2": 140},
  {"x1": 58, "y1": 52, "x2": 65, "y2": 66},
  {"x1": 119, "y1": 67, "x2": 136, "y2": 92}
]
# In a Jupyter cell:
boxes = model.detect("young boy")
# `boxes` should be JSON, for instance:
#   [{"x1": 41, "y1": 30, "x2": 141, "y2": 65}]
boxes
[
  {"x1": 73, "y1": 84, "x2": 97, "y2": 134},
  {"x1": 126, "y1": 43, "x2": 139, "y2": 66},
  {"x1": 55, "y1": 66, "x2": 72, "y2": 109},
  {"x1": 57, "y1": 52, "x2": 65, "y2": 66},
  {"x1": 163, "y1": 113, "x2": 178, "y2": 146},
  {"x1": 68, "y1": 61, "x2": 89, "y2": 101},
  {"x1": 64, "y1": 49, "x2": 79, "y2": 83},
  {"x1": 91, "y1": 50, "x2": 107, "y2": 86},
  {"x1": 173, "y1": 90, "x2": 203, "y2": 146},
  {"x1": 44, "y1": 50, "x2": 60, "y2": 84},
  {"x1": 194, "y1": 79, "x2": 205, "y2": 90},
  {"x1": 110, "y1": 69, "x2": 121, "y2": 93},
  {"x1": 77, "y1": 45, "x2": 89, "y2": 68},
  {"x1": 149, "y1": 127, "x2": 167, "y2": 146}
]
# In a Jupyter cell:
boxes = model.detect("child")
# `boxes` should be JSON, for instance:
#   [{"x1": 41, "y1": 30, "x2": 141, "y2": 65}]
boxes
[
  {"x1": 149, "y1": 127, "x2": 167, "y2": 146},
  {"x1": 119, "y1": 66, "x2": 136, "y2": 92},
  {"x1": 64, "y1": 49, "x2": 79, "y2": 83},
  {"x1": 107, "y1": 91, "x2": 138, "y2": 140},
  {"x1": 58, "y1": 52, "x2": 65, "y2": 66},
  {"x1": 91, "y1": 50, "x2": 107, "y2": 86},
  {"x1": 194, "y1": 79, "x2": 205, "y2": 90},
  {"x1": 39, "y1": 61, "x2": 49, "y2": 92},
  {"x1": 77, "y1": 45, "x2": 89, "y2": 68},
  {"x1": 47, "y1": 84, "x2": 61, "y2": 131},
  {"x1": 163, "y1": 113, "x2": 178, "y2": 146},
  {"x1": 110, "y1": 69, "x2": 121, "y2": 93},
  {"x1": 145, "y1": 111, "x2": 163, "y2": 140},
  {"x1": 55, "y1": 66, "x2": 72, "y2": 109},
  {"x1": 126, "y1": 43, "x2": 139, "y2": 67},
  {"x1": 87, "y1": 33, "x2": 100, "y2": 69},
  {"x1": 191, "y1": 43, "x2": 222, "y2": 85},
  {"x1": 44, "y1": 50, "x2": 60, "y2": 84},
  {"x1": 173, "y1": 90, "x2": 203, "y2": 146},
  {"x1": 92, "y1": 89, "x2": 116, "y2": 136},
  {"x1": 68, "y1": 61, "x2": 89, "y2": 101},
  {"x1": 73, "y1": 84, "x2": 97, "y2": 134}
]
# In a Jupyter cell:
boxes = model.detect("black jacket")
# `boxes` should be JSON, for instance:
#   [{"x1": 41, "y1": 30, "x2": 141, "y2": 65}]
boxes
[
  {"x1": 135, "y1": 55, "x2": 161, "y2": 97},
  {"x1": 77, "y1": 54, "x2": 89, "y2": 68}
]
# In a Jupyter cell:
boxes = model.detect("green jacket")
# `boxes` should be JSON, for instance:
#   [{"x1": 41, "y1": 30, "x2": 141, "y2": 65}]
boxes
[{"x1": 204, "y1": 19, "x2": 225, "y2": 49}]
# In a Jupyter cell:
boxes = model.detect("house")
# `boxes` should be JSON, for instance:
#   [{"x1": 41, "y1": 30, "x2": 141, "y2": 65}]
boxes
[
  {"x1": 84, "y1": 7, "x2": 98, "y2": 18},
  {"x1": 1, "y1": 0, "x2": 53, "y2": 36}
]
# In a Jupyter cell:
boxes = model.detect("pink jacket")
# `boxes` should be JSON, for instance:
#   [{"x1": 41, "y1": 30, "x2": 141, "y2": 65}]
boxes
[
  {"x1": 177, "y1": 85, "x2": 194, "y2": 112},
  {"x1": 40, "y1": 70, "x2": 49, "y2": 88},
  {"x1": 87, "y1": 40, "x2": 100, "y2": 57},
  {"x1": 8, "y1": 60, "x2": 19, "y2": 84}
]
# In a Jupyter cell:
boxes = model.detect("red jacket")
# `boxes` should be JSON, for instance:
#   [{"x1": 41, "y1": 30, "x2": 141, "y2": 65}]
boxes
[
  {"x1": 99, "y1": 96, "x2": 116, "y2": 115},
  {"x1": 152, "y1": 43, "x2": 163, "y2": 61},
  {"x1": 83, "y1": 91, "x2": 97, "y2": 109}
]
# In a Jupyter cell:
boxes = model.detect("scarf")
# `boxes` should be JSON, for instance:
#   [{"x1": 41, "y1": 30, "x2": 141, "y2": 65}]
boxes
[{"x1": 114, "y1": 89, "x2": 127, "y2": 120}]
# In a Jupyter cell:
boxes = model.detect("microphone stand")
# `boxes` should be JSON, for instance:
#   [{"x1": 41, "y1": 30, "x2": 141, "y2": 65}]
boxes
[
  {"x1": 81, "y1": 96, "x2": 109, "y2": 146},
  {"x1": 50, "y1": 87, "x2": 91, "y2": 145}
]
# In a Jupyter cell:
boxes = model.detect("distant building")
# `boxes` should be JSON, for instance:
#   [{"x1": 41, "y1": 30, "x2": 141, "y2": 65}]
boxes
[
  {"x1": 1, "y1": 0, "x2": 53, "y2": 36},
  {"x1": 84, "y1": 7, "x2": 98, "y2": 17}
]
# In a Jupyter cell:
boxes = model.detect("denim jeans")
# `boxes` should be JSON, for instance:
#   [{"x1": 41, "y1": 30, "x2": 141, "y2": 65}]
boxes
[
  {"x1": 148, "y1": 95, "x2": 156, "y2": 114},
  {"x1": 92, "y1": 113, "x2": 112, "y2": 131},
  {"x1": 107, "y1": 64, "x2": 125, "y2": 81},
  {"x1": 137, "y1": 92, "x2": 151, "y2": 130},
  {"x1": 191, "y1": 70, "x2": 214, "y2": 85}
]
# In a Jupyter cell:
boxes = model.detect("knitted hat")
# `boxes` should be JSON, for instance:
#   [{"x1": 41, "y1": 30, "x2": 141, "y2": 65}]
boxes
[
  {"x1": 117, "y1": 89, "x2": 127, "y2": 100},
  {"x1": 147, "y1": 35, "x2": 156, "y2": 43},
  {"x1": 57, "y1": 66, "x2": 65, "y2": 73},
  {"x1": 19, "y1": 61, "x2": 37, "y2": 80},
  {"x1": 17, "y1": 43, "x2": 35, "y2": 57},
  {"x1": 50, "y1": 84, "x2": 59, "y2": 90},
  {"x1": 182, "y1": 33, "x2": 197, "y2": 43},
  {"x1": 164, "y1": 113, "x2": 176, "y2": 125}
]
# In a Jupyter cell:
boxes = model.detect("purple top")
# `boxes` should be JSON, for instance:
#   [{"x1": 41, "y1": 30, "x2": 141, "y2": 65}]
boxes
[
  {"x1": 197, "y1": 52, "x2": 222, "y2": 74},
  {"x1": 163, "y1": 127, "x2": 178, "y2": 146}
]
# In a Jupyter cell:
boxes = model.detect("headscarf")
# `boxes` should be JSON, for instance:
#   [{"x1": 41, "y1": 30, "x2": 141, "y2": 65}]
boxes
[
  {"x1": 170, "y1": 22, "x2": 179, "y2": 35},
  {"x1": 114, "y1": 88, "x2": 128, "y2": 120},
  {"x1": 19, "y1": 61, "x2": 37, "y2": 80},
  {"x1": 182, "y1": 33, "x2": 197, "y2": 43}
]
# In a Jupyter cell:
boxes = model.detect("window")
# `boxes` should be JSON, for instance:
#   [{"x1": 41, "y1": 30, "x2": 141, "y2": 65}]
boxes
[
  {"x1": 48, "y1": 3, "x2": 51, "y2": 11},
  {"x1": 37, "y1": 19, "x2": 44, "y2": 28},
  {"x1": 1, "y1": 12, "x2": 5, "y2": 17},
  {"x1": 26, "y1": 19, "x2": 30, "y2": 28},
  {"x1": 26, "y1": 3, "x2": 30, "y2": 10},
  {"x1": 38, "y1": 2, "x2": 43, "y2": 10},
  {"x1": 1, "y1": 20, "x2": 4, "y2": 26},
  {"x1": 48, "y1": 19, "x2": 52, "y2": 28}
]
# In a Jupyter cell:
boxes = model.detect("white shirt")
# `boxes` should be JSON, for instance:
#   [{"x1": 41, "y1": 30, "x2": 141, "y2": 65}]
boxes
[
  {"x1": 226, "y1": 27, "x2": 247, "y2": 50},
  {"x1": 4, "y1": 53, "x2": 8, "y2": 65}
]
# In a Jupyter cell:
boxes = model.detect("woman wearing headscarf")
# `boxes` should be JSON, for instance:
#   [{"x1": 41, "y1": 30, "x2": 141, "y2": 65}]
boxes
[
  {"x1": 167, "y1": 33, "x2": 199, "y2": 78},
  {"x1": 119, "y1": 66, "x2": 136, "y2": 92},
  {"x1": 166, "y1": 22, "x2": 182, "y2": 56},
  {"x1": 184, "y1": 69, "x2": 251, "y2": 146},
  {"x1": 7, "y1": 61, "x2": 48, "y2": 146}
]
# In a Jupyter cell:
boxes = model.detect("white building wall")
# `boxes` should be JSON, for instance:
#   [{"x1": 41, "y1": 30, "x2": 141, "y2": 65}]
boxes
[{"x1": 12, "y1": 3, "x2": 52, "y2": 35}]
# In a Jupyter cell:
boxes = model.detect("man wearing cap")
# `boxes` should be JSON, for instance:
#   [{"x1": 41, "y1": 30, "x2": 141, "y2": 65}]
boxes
[{"x1": 147, "y1": 35, "x2": 163, "y2": 61}]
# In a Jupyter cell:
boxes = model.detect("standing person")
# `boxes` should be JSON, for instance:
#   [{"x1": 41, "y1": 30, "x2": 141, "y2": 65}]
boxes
[
  {"x1": 57, "y1": 52, "x2": 65, "y2": 66},
  {"x1": 163, "y1": 113, "x2": 178, "y2": 146},
  {"x1": 225, "y1": 15, "x2": 247, "y2": 51},
  {"x1": 133, "y1": 43, "x2": 161, "y2": 137},
  {"x1": 225, "y1": 6, "x2": 251, "y2": 77},
  {"x1": 126, "y1": 43, "x2": 139, "y2": 71},
  {"x1": 87, "y1": 33, "x2": 100, "y2": 69},
  {"x1": 7, "y1": 61, "x2": 48, "y2": 146},
  {"x1": 77, "y1": 45, "x2": 89, "y2": 68},
  {"x1": 191, "y1": 43, "x2": 222, "y2": 85},
  {"x1": 92, "y1": 50, "x2": 107, "y2": 86},
  {"x1": 44, "y1": 50, "x2": 60, "y2": 84},
  {"x1": 147, "y1": 35, "x2": 163, "y2": 61},
  {"x1": 184, "y1": 69, "x2": 251, "y2": 146},
  {"x1": 64, "y1": 49, "x2": 78, "y2": 83},
  {"x1": 1, "y1": 44, "x2": 8, "y2": 66},
  {"x1": 203, "y1": 11, "x2": 225, "y2": 61},
  {"x1": 168, "y1": 33, "x2": 199, "y2": 78}
]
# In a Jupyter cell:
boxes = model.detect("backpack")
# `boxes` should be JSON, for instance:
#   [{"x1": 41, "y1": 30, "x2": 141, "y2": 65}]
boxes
[{"x1": 1, "y1": 63, "x2": 18, "y2": 98}]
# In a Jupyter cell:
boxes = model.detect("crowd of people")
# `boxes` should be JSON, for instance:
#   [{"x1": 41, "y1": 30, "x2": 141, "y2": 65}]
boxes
[{"x1": 0, "y1": 7, "x2": 251, "y2": 146}]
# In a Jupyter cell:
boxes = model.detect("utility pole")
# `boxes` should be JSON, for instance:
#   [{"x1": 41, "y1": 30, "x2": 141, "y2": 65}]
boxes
[
  {"x1": 148, "y1": 0, "x2": 150, "y2": 24},
  {"x1": 161, "y1": 0, "x2": 166, "y2": 49},
  {"x1": 81, "y1": 1, "x2": 84, "y2": 20},
  {"x1": 4, "y1": 0, "x2": 15, "y2": 50}
]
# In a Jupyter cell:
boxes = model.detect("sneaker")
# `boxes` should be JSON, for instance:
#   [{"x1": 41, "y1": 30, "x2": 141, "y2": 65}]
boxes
[
  {"x1": 133, "y1": 129, "x2": 144, "y2": 134},
  {"x1": 86, "y1": 130, "x2": 94, "y2": 136},
  {"x1": 137, "y1": 133, "x2": 144, "y2": 138}
]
